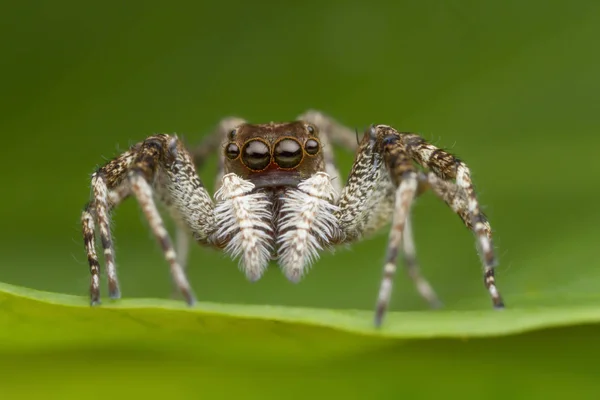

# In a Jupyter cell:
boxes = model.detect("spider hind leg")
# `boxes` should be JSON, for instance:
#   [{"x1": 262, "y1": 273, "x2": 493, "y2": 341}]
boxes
[{"x1": 402, "y1": 213, "x2": 443, "y2": 309}]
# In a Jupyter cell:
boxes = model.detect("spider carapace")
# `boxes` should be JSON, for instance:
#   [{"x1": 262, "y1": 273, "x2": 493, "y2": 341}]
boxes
[
  {"x1": 223, "y1": 121, "x2": 325, "y2": 188},
  {"x1": 81, "y1": 110, "x2": 504, "y2": 327}
]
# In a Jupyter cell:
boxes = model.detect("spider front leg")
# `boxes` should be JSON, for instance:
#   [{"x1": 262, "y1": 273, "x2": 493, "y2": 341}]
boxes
[
  {"x1": 336, "y1": 127, "x2": 440, "y2": 326},
  {"x1": 300, "y1": 110, "x2": 437, "y2": 304},
  {"x1": 160, "y1": 116, "x2": 244, "y2": 298},
  {"x1": 338, "y1": 125, "x2": 504, "y2": 326},
  {"x1": 424, "y1": 171, "x2": 501, "y2": 301},
  {"x1": 81, "y1": 134, "x2": 216, "y2": 306},
  {"x1": 397, "y1": 131, "x2": 505, "y2": 309},
  {"x1": 373, "y1": 133, "x2": 422, "y2": 326},
  {"x1": 82, "y1": 150, "x2": 137, "y2": 303}
]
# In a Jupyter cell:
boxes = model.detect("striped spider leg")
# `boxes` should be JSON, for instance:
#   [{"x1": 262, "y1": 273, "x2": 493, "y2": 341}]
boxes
[
  {"x1": 82, "y1": 134, "x2": 218, "y2": 305},
  {"x1": 333, "y1": 123, "x2": 504, "y2": 326},
  {"x1": 299, "y1": 111, "x2": 444, "y2": 312}
]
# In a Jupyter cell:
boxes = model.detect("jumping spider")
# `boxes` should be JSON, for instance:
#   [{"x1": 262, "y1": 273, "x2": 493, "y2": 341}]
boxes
[{"x1": 81, "y1": 110, "x2": 504, "y2": 326}]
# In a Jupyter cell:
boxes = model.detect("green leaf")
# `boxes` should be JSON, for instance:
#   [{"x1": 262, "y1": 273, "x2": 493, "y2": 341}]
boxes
[{"x1": 1, "y1": 281, "x2": 599, "y2": 399}]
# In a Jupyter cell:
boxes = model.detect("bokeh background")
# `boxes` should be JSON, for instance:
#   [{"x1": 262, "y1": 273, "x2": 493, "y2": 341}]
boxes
[
  {"x1": 1, "y1": 0, "x2": 599, "y2": 313},
  {"x1": 3, "y1": 1, "x2": 600, "y2": 398}
]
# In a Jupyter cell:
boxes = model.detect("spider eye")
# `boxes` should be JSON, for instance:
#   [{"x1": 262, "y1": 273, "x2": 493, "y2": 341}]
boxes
[
  {"x1": 225, "y1": 143, "x2": 240, "y2": 160},
  {"x1": 304, "y1": 139, "x2": 320, "y2": 156},
  {"x1": 241, "y1": 139, "x2": 271, "y2": 171},
  {"x1": 274, "y1": 139, "x2": 303, "y2": 169},
  {"x1": 306, "y1": 124, "x2": 315, "y2": 134}
]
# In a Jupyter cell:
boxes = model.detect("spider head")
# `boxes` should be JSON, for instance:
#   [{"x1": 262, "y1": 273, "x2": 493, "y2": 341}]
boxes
[{"x1": 222, "y1": 121, "x2": 323, "y2": 188}]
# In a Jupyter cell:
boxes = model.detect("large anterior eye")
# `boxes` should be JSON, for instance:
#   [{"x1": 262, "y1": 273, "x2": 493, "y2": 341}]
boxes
[
  {"x1": 274, "y1": 138, "x2": 303, "y2": 169},
  {"x1": 241, "y1": 139, "x2": 271, "y2": 170}
]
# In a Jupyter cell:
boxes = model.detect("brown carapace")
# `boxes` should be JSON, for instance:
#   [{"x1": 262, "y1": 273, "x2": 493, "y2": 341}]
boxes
[
  {"x1": 223, "y1": 121, "x2": 324, "y2": 188},
  {"x1": 81, "y1": 110, "x2": 505, "y2": 327}
]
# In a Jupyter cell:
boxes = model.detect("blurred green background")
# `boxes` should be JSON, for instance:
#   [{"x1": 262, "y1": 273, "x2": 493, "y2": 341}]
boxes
[
  {"x1": 1, "y1": 0, "x2": 599, "y2": 312},
  {"x1": 2, "y1": 1, "x2": 600, "y2": 398}
]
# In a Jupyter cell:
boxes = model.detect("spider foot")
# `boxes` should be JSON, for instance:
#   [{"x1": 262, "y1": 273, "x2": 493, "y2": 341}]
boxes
[
  {"x1": 410, "y1": 272, "x2": 443, "y2": 309},
  {"x1": 373, "y1": 262, "x2": 395, "y2": 328},
  {"x1": 108, "y1": 279, "x2": 121, "y2": 300},
  {"x1": 428, "y1": 297, "x2": 444, "y2": 310},
  {"x1": 170, "y1": 287, "x2": 197, "y2": 306},
  {"x1": 374, "y1": 301, "x2": 388, "y2": 329},
  {"x1": 492, "y1": 296, "x2": 505, "y2": 309},
  {"x1": 183, "y1": 293, "x2": 197, "y2": 307},
  {"x1": 179, "y1": 286, "x2": 197, "y2": 307},
  {"x1": 90, "y1": 274, "x2": 101, "y2": 306},
  {"x1": 485, "y1": 269, "x2": 505, "y2": 309}
]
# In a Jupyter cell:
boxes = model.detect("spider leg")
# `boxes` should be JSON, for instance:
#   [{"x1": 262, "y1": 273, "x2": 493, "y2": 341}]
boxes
[
  {"x1": 133, "y1": 135, "x2": 221, "y2": 305},
  {"x1": 82, "y1": 150, "x2": 137, "y2": 303},
  {"x1": 400, "y1": 132, "x2": 505, "y2": 309},
  {"x1": 425, "y1": 171, "x2": 497, "y2": 284},
  {"x1": 187, "y1": 116, "x2": 246, "y2": 189},
  {"x1": 298, "y1": 110, "x2": 358, "y2": 195},
  {"x1": 82, "y1": 204, "x2": 101, "y2": 304},
  {"x1": 298, "y1": 109, "x2": 360, "y2": 151},
  {"x1": 424, "y1": 171, "x2": 489, "y2": 231},
  {"x1": 158, "y1": 116, "x2": 244, "y2": 297},
  {"x1": 375, "y1": 171, "x2": 418, "y2": 326},
  {"x1": 170, "y1": 224, "x2": 191, "y2": 299},
  {"x1": 129, "y1": 170, "x2": 197, "y2": 305},
  {"x1": 82, "y1": 134, "x2": 217, "y2": 306},
  {"x1": 402, "y1": 213, "x2": 443, "y2": 309},
  {"x1": 372, "y1": 129, "x2": 423, "y2": 326},
  {"x1": 335, "y1": 125, "x2": 395, "y2": 243},
  {"x1": 93, "y1": 173, "x2": 134, "y2": 300},
  {"x1": 158, "y1": 214, "x2": 192, "y2": 300},
  {"x1": 335, "y1": 126, "x2": 426, "y2": 325}
]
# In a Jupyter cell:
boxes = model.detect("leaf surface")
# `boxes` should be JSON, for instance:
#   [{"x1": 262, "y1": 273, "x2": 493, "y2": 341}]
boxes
[{"x1": 1, "y1": 282, "x2": 599, "y2": 399}]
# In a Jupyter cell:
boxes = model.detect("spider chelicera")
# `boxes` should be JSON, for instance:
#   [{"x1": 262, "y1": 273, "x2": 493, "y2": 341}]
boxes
[{"x1": 81, "y1": 110, "x2": 504, "y2": 327}]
